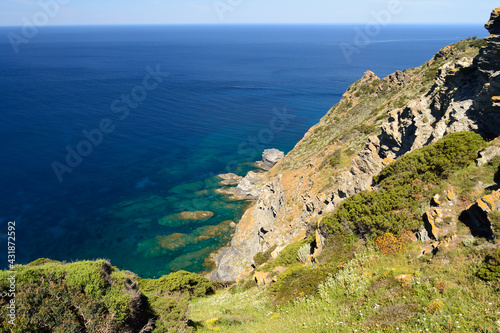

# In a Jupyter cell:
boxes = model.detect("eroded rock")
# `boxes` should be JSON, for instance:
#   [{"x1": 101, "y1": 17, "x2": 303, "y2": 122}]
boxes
[
  {"x1": 477, "y1": 145, "x2": 500, "y2": 167},
  {"x1": 462, "y1": 190, "x2": 500, "y2": 239},
  {"x1": 256, "y1": 149, "x2": 285, "y2": 170}
]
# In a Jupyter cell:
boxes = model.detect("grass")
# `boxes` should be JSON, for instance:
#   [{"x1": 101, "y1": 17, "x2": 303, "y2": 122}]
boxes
[
  {"x1": 188, "y1": 132, "x2": 500, "y2": 332},
  {"x1": 189, "y1": 241, "x2": 500, "y2": 332}
]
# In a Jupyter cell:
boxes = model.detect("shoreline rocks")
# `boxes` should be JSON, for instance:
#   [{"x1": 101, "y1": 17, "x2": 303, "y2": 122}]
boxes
[
  {"x1": 215, "y1": 171, "x2": 265, "y2": 201},
  {"x1": 215, "y1": 149, "x2": 284, "y2": 201}
]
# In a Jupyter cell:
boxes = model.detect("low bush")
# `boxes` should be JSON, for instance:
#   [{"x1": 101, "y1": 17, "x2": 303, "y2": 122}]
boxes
[
  {"x1": 253, "y1": 245, "x2": 277, "y2": 267},
  {"x1": 321, "y1": 132, "x2": 486, "y2": 240},
  {"x1": 139, "y1": 270, "x2": 214, "y2": 299},
  {"x1": 477, "y1": 248, "x2": 500, "y2": 281},
  {"x1": 261, "y1": 237, "x2": 314, "y2": 272},
  {"x1": 149, "y1": 296, "x2": 190, "y2": 333},
  {"x1": 375, "y1": 231, "x2": 414, "y2": 255},
  {"x1": 269, "y1": 263, "x2": 337, "y2": 305},
  {"x1": 0, "y1": 260, "x2": 151, "y2": 332}
]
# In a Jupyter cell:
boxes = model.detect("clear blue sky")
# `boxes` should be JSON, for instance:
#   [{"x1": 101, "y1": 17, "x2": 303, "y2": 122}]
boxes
[{"x1": 1, "y1": 0, "x2": 497, "y2": 26}]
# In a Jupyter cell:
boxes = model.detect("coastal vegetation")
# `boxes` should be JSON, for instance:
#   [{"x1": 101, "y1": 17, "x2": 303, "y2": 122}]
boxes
[
  {"x1": 2, "y1": 12, "x2": 500, "y2": 330},
  {"x1": 2, "y1": 131, "x2": 499, "y2": 332}
]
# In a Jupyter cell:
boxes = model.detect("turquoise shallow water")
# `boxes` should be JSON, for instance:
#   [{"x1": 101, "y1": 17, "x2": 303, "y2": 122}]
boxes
[{"x1": 0, "y1": 24, "x2": 486, "y2": 277}]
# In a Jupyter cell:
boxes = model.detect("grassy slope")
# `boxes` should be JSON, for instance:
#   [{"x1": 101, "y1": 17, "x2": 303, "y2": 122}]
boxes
[{"x1": 189, "y1": 133, "x2": 500, "y2": 333}]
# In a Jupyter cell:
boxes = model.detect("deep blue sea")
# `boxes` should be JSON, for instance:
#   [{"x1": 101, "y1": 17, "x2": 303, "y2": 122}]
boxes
[{"x1": 0, "y1": 24, "x2": 486, "y2": 277}]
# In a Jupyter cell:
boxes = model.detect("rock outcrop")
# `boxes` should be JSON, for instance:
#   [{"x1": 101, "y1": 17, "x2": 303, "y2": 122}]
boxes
[
  {"x1": 209, "y1": 10, "x2": 500, "y2": 281},
  {"x1": 477, "y1": 145, "x2": 500, "y2": 166},
  {"x1": 256, "y1": 149, "x2": 285, "y2": 170},
  {"x1": 462, "y1": 190, "x2": 500, "y2": 239},
  {"x1": 215, "y1": 171, "x2": 265, "y2": 201},
  {"x1": 473, "y1": 7, "x2": 500, "y2": 136}
]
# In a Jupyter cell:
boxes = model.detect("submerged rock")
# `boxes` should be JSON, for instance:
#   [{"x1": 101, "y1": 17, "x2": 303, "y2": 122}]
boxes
[
  {"x1": 217, "y1": 173, "x2": 243, "y2": 186},
  {"x1": 158, "y1": 211, "x2": 214, "y2": 226},
  {"x1": 139, "y1": 220, "x2": 235, "y2": 258}
]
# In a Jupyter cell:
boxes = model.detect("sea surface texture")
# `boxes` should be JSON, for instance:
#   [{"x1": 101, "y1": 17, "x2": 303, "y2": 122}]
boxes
[{"x1": 0, "y1": 25, "x2": 485, "y2": 277}]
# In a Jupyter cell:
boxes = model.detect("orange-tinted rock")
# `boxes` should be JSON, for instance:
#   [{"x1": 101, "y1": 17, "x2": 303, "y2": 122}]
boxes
[
  {"x1": 431, "y1": 194, "x2": 442, "y2": 207},
  {"x1": 478, "y1": 190, "x2": 500, "y2": 211},
  {"x1": 485, "y1": 8, "x2": 500, "y2": 34},
  {"x1": 425, "y1": 207, "x2": 442, "y2": 240},
  {"x1": 253, "y1": 271, "x2": 272, "y2": 286},
  {"x1": 446, "y1": 188, "x2": 456, "y2": 202},
  {"x1": 395, "y1": 274, "x2": 414, "y2": 287},
  {"x1": 236, "y1": 265, "x2": 254, "y2": 282},
  {"x1": 382, "y1": 157, "x2": 395, "y2": 166}
]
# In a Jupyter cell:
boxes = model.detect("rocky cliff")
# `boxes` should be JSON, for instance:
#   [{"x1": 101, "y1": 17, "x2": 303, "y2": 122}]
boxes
[{"x1": 210, "y1": 9, "x2": 500, "y2": 281}]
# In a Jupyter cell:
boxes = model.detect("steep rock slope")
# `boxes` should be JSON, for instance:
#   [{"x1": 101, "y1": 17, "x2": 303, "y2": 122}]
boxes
[{"x1": 210, "y1": 10, "x2": 500, "y2": 281}]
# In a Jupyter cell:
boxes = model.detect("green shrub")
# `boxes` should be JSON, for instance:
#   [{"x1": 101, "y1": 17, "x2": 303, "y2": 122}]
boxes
[
  {"x1": 253, "y1": 245, "x2": 277, "y2": 267},
  {"x1": 490, "y1": 210, "x2": 500, "y2": 239},
  {"x1": 375, "y1": 131, "x2": 485, "y2": 185},
  {"x1": 297, "y1": 243, "x2": 311, "y2": 264},
  {"x1": 0, "y1": 260, "x2": 149, "y2": 332},
  {"x1": 150, "y1": 296, "x2": 190, "y2": 333},
  {"x1": 140, "y1": 270, "x2": 214, "y2": 298},
  {"x1": 269, "y1": 263, "x2": 337, "y2": 305},
  {"x1": 329, "y1": 149, "x2": 342, "y2": 168},
  {"x1": 25, "y1": 258, "x2": 60, "y2": 267},
  {"x1": 322, "y1": 132, "x2": 486, "y2": 239},
  {"x1": 469, "y1": 37, "x2": 487, "y2": 48},
  {"x1": 261, "y1": 237, "x2": 314, "y2": 271},
  {"x1": 477, "y1": 248, "x2": 500, "y2": 281}
]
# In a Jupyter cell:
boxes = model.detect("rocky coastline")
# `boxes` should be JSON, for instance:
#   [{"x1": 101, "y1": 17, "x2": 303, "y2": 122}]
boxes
[{"x1": 208, "y1": 10, "x2": 500, "y2": 282}]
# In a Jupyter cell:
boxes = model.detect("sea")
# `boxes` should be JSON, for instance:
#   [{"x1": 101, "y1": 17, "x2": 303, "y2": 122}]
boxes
[{"x1": 0, "y1": 24, "x2": 486, "y2": 278}]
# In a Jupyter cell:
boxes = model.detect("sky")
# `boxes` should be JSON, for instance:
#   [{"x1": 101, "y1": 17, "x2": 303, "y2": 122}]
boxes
[{"x1": 0, "y1": 0, "x2": 497, "y2": 26}]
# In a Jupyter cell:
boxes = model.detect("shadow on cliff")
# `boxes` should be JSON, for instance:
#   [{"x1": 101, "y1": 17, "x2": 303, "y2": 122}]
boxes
[{"x1": 458, "y1": 164, "x2": 499, "y2": 239}]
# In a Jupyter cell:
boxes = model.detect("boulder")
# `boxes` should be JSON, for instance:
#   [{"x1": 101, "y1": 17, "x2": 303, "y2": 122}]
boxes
[
  {"x1": 446, "y1": 188, "x2": 456, "y2": 203},
  {"x1": 424, "y1": 208, "x2": 442, "y2": 240},
  {"x1": 476, "y1": 145, "x2": 500, "y2": 167},
  {"x1": 257, "y1": 149, "x2": 285, "y2": 170},
  {"x1": 485, "y1": 8, "x2": 500, "y2": 34},
  {"x1": 461, "y1": 190, "x2": 500, "y2": 239},
  {"x1": 216, "y1": 171, "x2": 265, "y2": 201},
  {"x1": 253, "y1": 271, "x2": 272, "y2": 287}
]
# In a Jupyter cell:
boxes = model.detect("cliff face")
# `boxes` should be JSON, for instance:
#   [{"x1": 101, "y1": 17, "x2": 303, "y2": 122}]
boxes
[{"x1": 210, "y1": 10, "x2": 500, "y2": 282}]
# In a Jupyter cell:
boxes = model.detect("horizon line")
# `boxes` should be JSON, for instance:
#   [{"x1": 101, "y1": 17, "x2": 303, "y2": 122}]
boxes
[{"x1": 0, "y1": 22, "x2": 485, "y2": 28}]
